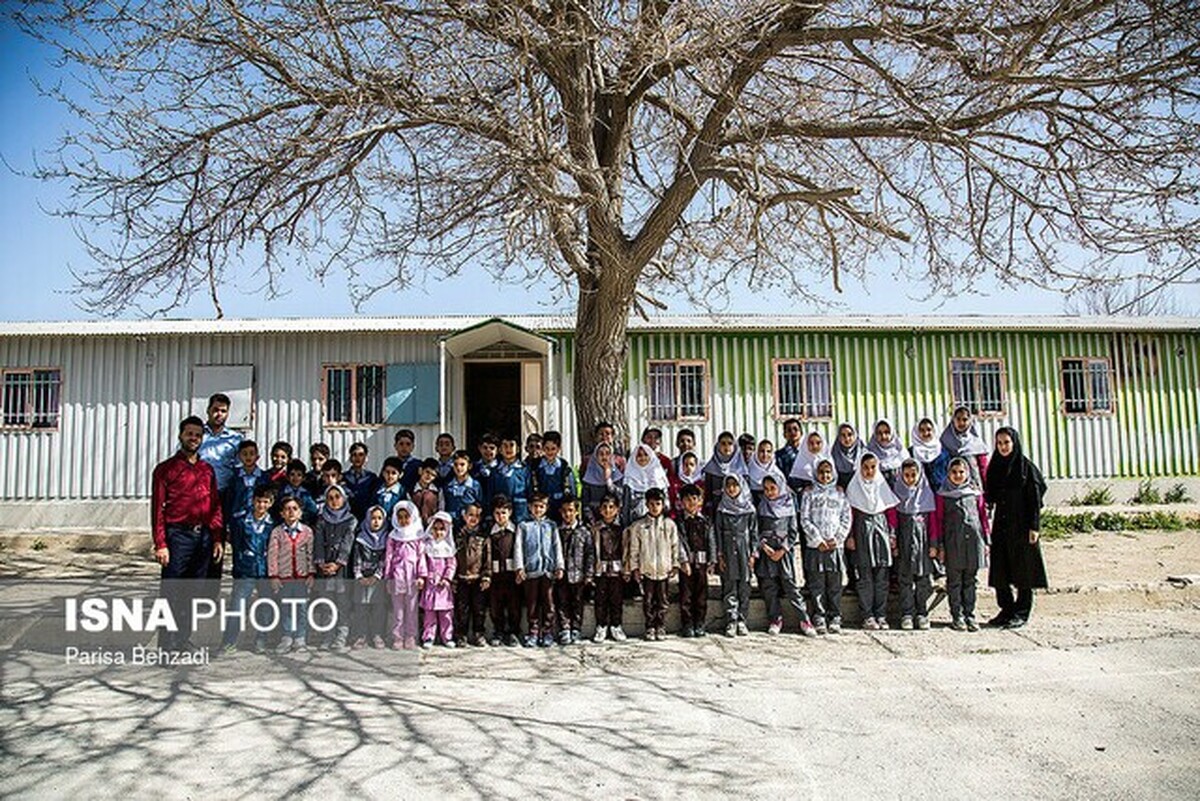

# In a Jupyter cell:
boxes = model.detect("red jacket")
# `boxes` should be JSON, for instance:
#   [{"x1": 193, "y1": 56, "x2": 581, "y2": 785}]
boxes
[{"x1": 151, "y1": 452, "x2": 224, "y2": 549}]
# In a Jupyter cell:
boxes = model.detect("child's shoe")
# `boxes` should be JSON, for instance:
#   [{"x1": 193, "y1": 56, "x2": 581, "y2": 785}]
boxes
[
  {"x1": 736, "y1": 621, "x2": 749, "y2": 636},
  {"x1": 592, "y1": 626, "x2": 608, "y2": 643},
  {"x1": 828, "y1": 619, "x2": 842, "y2": 634},
  {"x1": 799, "y1": 620, "x2": 817, "y2": 638},
  {"x1": 768, "y1": 617, "x2": 783, "y2": 636},
  {"x1": 814, "y1": 618, "x2": 828, "y2": 635},
  {"x1": 863, "y1": 618, "x2": 880, "y2": 631},
  {"x1": 916, "y1": 616, "x2": 930, "y2": 631},
  {"x1": 444, "y1": 639, "x2": 457, "y2": 648},
  {"x1": 951, "y1": 617, "x2": 967, "y2": 631},
  {"x1": 487, "y1": 634, "x2": 502, "y2": 647},
  {"x1": 540, "y1": 632, "x2": 555, "y2": 647},
  {"x1": 293, "y1": 638, "x2": 308, "y2": 652},
  {"x1": 351, "y1": 637, "x2": 367, "y2": 650},
  {"x1": 504, "y1": 633, "x2": 521, "y2": 647},
  {"x1": 522, "y1": 634, "x2": 537, "y2": 648},
  {"x1": 694, "y1": 625, "x2": 707, "y2": 637},
  {"x1": 610, "y1": 626, "x2": 628, "y2": 642},
  {"x1": 558, "y1": 630, "x2": 572, "y2": 646},
  {"x1": 644, "y1": 629, "x2": 656, "y2": 642},
  {"x1": 966, "y1": 617, "x2": 980, "y2": 632},
  {"x1": 725, "y1": 622, "x2": 737, "y2": 638},
  {"x1": 679, "y1": 626, "x2": 694, "y2": 638},
  {"x1": 470, "y1": 633, "x2": 487, "y2": 647},
  {"x1": 403, "y1": 638, "x2": 417, "y2": 650},
  {"x1": 390, "y1": 639, "x2": 404, "y2": 650},
  {"x1": 254, "y1": 637, "x2": 267, "y2": 654},
  {"x1": 421, "y1": 639, "x2": 434, "y2": 649},
  {"x1": 372, "y1": 635, "x2": 386, "y2": 649},
  {"x1": 221, "y1": 642, "x2": 238, "y2": 655},
  {"x1": 275, "y1": 636, "x2": 293, "y2": 654},
  {"x1": 571, "y1": 629, "x2": 581, "y2": 643},
  {"x1": 900, "y1": 616, "x2": 914, "y2": 631},
  {"x1": 876, "y1": 617, "x2": 889, "y2": 630}
]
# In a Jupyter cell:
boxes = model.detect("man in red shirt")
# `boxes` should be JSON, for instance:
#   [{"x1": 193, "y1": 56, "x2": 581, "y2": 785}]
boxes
[{"x1": 151, "y1": 416, "x2": 224, "y2": 650}]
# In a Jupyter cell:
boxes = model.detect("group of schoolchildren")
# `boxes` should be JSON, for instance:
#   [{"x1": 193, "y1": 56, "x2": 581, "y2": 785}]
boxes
[{"x1": 221, "y1": 408, "x2": 995, "y2": 654}]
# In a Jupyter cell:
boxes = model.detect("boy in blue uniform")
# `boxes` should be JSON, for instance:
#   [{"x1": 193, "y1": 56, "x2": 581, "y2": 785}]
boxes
[
  {"x1": 392, "y1": 429, "x2": 422, "y2": 494},
  {"x1": 434, "y1": 432, "x2": 457, "y2": 486},
  {"x1": 533, "y1": 430, "x2": 577, "y2": 522},
  {"x1": 304, "y1": 443, "x2": 330, "y2": 498},
  {"x1": 227, "y1": 439, "x2": 269, "y2": 524},
  {"x1": 222, "y1": 484, "x2": 275, "y2": 652},
  {"x1": 344, "y1": 441, "x2": 378, "y2": 519},
  {"x1": 276, "y1": 459, "x2": 318, "y2": 526},
  {"x1": 472, "y1": 434, "x2": 502, "y2": 504},
  {"x1": 443, "y1": 450, "x2": 483, "y2": 522},
  {"x1": 374, "y1": 456, "x2": 407, "y2": 517},
  {"x1": 494, "y1": 436, "x2": 533, "y2": 523}
]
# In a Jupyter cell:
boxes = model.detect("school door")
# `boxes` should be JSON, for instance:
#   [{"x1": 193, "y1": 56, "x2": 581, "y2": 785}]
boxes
[{"x1": 464, "y1": 362, "x2": 520, "y2": 446}]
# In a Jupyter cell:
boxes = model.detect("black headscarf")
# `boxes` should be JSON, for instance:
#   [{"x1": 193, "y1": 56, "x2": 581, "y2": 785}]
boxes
[{"x1": 984, "y1": 427, "x2": 1047, "y2": 503}]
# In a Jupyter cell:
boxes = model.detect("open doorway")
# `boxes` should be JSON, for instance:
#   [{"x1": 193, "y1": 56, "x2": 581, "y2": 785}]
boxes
[{"x1": 463, "y1": 362, "x2": 521, "y2": 450}]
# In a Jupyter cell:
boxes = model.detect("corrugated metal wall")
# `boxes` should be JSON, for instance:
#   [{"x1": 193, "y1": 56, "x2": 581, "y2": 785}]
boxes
[
  {"x1": 2, "y1": 324, "x2": 1196, "y2": 499},
  {"x1": 559, "y1": 328, "x2": 1199, "y2": 480},
  {"x1": 0, "y1": 333, "x2": 442, "y2": 499}
]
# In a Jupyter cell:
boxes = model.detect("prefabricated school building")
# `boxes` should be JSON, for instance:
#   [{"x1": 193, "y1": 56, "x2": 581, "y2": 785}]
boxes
[{"x1": 0, "y1": 314, "x2": 1196, "y2": 529}]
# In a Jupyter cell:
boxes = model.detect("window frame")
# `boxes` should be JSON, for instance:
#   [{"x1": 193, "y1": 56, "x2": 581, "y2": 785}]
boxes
[
  {"x1": 1058, "y1": 356, "x2": 1116, "y2": 417},
  {"x1": 948, "y1": 357, "x2": 1008, "y2": 418},
  {"x1": 771, "y1": 358, "x2": 835, "y2": 421},
  {"x1": 321, "y1": 363, "x2": 387, "y2": 428},
  {"x1": 646, "y1": 359, "x2": 710, "y2": 423},
  {"x1": 1, "y1": 366, "x2": 63, "y2": 432}
]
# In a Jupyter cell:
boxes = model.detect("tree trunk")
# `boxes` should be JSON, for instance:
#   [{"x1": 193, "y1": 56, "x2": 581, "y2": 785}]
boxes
[{"x1": 573, "y1": 272, "x2": 635, "y2": 455}]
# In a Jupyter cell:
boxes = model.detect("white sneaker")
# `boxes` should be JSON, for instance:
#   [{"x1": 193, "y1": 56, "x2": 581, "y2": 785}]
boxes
[
  {"x1": 736, "y1": 621, "x2": 749, "y2": 636},
  {"x1": 611, "y1": 626, "x2": 627, "y2": 642},
  {"x1": 275, "y1": 636, "x2": 293, "y2": 654},
  {"x1": 592, "y1": 626, "x2": 608, "y2": 643}
]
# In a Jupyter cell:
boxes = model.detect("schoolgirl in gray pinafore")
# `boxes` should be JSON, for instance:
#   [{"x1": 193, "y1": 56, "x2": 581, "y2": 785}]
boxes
[
  {"x1": 845, "y1": 454, "x2": 899, "y2": 628},
  {"x1": 936, "y1": 458, "x2": 989, "y2": 625},
  {"x1": 715, "y1": 475, "x2": 757, "y2": 630},
  {"x1": 891, "y1": 458, "x2": 937, "y2": 624}
]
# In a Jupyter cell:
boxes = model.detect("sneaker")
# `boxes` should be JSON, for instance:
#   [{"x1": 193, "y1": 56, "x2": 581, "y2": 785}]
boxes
[
  {"x1": 559, "y1": 630, "x2": 572, "y2": 645},
  {"x1": 951, "y1": 617, "x2": 967, "y2": 631},
  {"x1": 725, "y1": 623, "x2": 738, "y2": 638},
  {"x1": 293, "y1": 638, "x2": 308, "y2": 652},
  {"x1": 593, "y1": 626, "x2": 608, "y2": 643},
  {"x1": 522, "y1": 635, "x2": 537, "y2": 648},
  {"x1": 694, "y1": 626, "x2": 708, "y2": 638},
  {"x1": 504, "y1": 633, "x2": 521, "y2": 647},
  {"x1": 900, "y1": 616, "x2": 914, "y2": 631},
  {"x1": 540, "y1": 633, "x2": 555, "y2": 647},
  {"x1": 876, "y1": 617, "x2": 889, "y2": 630},
  {"x1": 768, "y1": 618, "x2": 783, "y2": 636},
  {"x1": 644, "y1": 629, "x2": 656, "y2": 642},
  {"x1": 275, "y1": 636, "x2": 294, "y2": 654},
  {"x1": 916, "y1": 616, "x2": 930, "y2": 631},
  {"x1": 828, "y1": 620, "x2": 842, "y2": 634},
  {"x1": 470, "y1": 634, "x2": 487, "y2": 647},
  {"x1": 1004, "y1": 616, "x2": 1028, "y2": 630},
  {"x1": 444, "y1": 639, "x2": 458, "y2": 648},
  {"x1": 814, "y1": 619, "x2": 828, "y2": 635},
  {"x1": 966, "y1": 618, "x2": 980, "y2": 632},
  {"x1": 611, "y1": 626, "x2": 628, "y2": 642},
  {"x1": 799, "y1": 621, "x2": 818, "y2": 638},
  {"x1": 371, "y1": 636, "x2": 386, "y2": 649},
  {"x1": 421, "y1": 639, "x2": 434, "y2": 649},
  {"x1": 221, "y1": 642, "x2": 238, "y2": 655},
  {"x1": 736, "y1": 621, "x2": 749, "y2": 636},
  {"x1": 680, "y1": 626, "x2": 694, "y2": 638},
  {"x1": 863, "y1": 618, "x2": 880, "y2": 631},
  {"x1": 570, "y1": 629, "x2": 581, "y2": 643},
  {"x1": 351, "y1": 637, "x2": 367, "y2": 650},
  {"x1": 488, "y1": 635, "x2": 502, "y2": 647},
  {"x1": 331, "y1": 637, "x2": 349, "y2": 652}
]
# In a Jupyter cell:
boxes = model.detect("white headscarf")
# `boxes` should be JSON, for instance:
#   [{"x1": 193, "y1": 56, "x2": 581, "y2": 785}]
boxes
[
  {"x1": 389, "y1": 500, "x2": 425, "y2": 542},
  {"x1": 845, "y1": 454, "x2": 900, "y2": 514},
  {"x1": 423, "y1": 511, "x2": 456, "y2": 557},
  {"x1": 747, "y1": 446, "x2": 787, "y2": 491},
  {"x1": 866, "y1": 417, "x2": 906, "y2": 472},
  {"x1": 891, "y1": 458, "x2": 936, "y2": 514},
  {"x1": 624, "y1": 443, "x2": 668, "y2": 493},
  {"x1": 940, "y1": 407, "x2": 989, "y2": 457},
  {"x1": 789, "y1": 430, "x2": 829, "y2": 483},
  {"x1": 909, "y1": 418, "x2": 942, "y2": 464}
]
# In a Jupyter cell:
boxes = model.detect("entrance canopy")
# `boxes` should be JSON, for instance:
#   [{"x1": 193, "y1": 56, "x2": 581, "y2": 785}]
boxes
[{"x1": 439, "y1": 317, "x2": 554, "y2": 359}]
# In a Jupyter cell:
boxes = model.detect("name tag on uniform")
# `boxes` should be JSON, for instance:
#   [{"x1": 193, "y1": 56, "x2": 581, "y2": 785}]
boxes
[
  {"x1": 506, "y1": 558, "x2": 517, "y2": 571},
  {"x1": 491, "y1": 560, "x2": 501, "y2": 573},
  {"x1": 608, "y1": 560, "x2": 622, "y2": 573},
  {"x1": 693, "y1": 551, "x2": 707, "y2": 563}
]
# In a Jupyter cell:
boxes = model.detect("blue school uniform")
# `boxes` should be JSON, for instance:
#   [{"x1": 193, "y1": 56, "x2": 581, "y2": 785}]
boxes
[
  {"x1": 398, "y1": 456, "x2": 422, "y2": 495},
  {"x1": 533, "y1": 457, "x2": 577, "y2": 520},
  {"x1": 199, "y1": 425, "x2": 243, "y2": 494},
  {"x1": 344, "y1": 467, "x2": 379, "y2": 518},
  {"x1": 473, "y1": 458, "x2": 501, "y2": 503},
  {"x1": 494, "y1": 459, "x2": 533, "y2": 523},
  {"x1": 223, "y1": 511, "x2": 275, "y2": 648},
  {"x1": 276, "y1": 484, "x2": 318, "y2": 526},
  {"x1": 227, "y1": 466, "x2": 268, "y2": 522},
  {"x1": 374, "y1": 482, "x2": 406, "y2": 518},
  {"x1": 775, "y1": 443, "x2": 799, "y2": 479},
  {"x1": 443, "y1": 475, "x2": 483, "y2": 522}
]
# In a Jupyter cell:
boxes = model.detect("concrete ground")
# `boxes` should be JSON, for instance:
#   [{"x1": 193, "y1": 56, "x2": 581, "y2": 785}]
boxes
[{"x1": 2, "y1": 530, "x2": 1199, "y2": 800}]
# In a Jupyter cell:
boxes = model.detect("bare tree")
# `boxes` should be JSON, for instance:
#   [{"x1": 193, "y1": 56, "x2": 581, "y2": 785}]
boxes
[
  {"x1": 16, "y1": 0, "x2": 1200, "y2": 447},
  {"x1": 1064, "y1": 266, "x2": 1199, "y2": 315}
]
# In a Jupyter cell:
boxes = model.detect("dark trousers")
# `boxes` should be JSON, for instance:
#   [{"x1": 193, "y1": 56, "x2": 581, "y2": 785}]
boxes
[
  {"x1": 899, "y1": 570, "x2": 933, "y2": 618},
  {"x1": 761, "y1": 570, "x2": 810, "y2": 625},
  {"x1": 351, "y1": 580, "x2": 388, "y2": 640},
  {"x1": 642, "y1": 578, "x2": 668, "y2": 631},
  {"x1": 856, "y1": 565, "x2": 889, "y2": 621},
  {"x1": 808, "y1": 570, "x2": 843, "y2": 624},
  {"x1": 948, "y1": 568, "x2": 979, "y2": 620},
  {"x1": 678, "y1": 567, "x2": 709, "y2": 631},
  {"x1": 522, "y1": 575, "x2": 555, "y2": 637},
  {"x1": 455, "y1": 580, "x2": 488, "y2": 641},
  {"x1": 489, "y1": 573, "x2": 521, "y2": 637},
  {"x1": 159, "y1": 525, "x2": 213, "y2": 650},
  {"x1": 555, "y1": 580, "x2": 587, "y2": 633},
  {"x1": 995, "y1": 584, "x2": 1033, "y2": 620},
  {"x1": 594, "y1": 575, "x2": 624, "y2": 628}
]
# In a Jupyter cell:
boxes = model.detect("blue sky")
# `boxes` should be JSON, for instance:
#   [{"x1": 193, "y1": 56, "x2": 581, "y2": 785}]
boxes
[{"x1": 0, "y1": 18, "x2": 1093, "y2": 323}]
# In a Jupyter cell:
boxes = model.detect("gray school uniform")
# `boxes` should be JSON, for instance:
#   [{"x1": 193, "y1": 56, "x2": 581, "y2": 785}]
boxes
[
  {"x1": 800, "y1": 485, "x2": 851, "y2": 624},
  {"x1": 896, "y1": 511, "x2": 935, "y2": 618},
  {"x1": 755, "y1": 511, "x2": 809, "y2": 625},
  {"x1": 716, "y1": 510, "x2": 756, "y2": 624},
  {"x1": 851, "y1": 510, "x2": 892, "y2": 621},
  {"x1": 940, "y1": 491, "x2": 988, "y2": 621}
]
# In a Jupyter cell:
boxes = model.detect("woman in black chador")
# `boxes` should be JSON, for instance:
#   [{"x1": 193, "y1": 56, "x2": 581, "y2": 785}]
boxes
[{"x1": 983, "y1": 427, "x2": 1048, "y2": 629}]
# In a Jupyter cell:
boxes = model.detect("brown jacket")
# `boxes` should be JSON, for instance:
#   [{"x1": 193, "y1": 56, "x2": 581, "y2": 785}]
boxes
[{"x1": 455, "y1": 525, "x2": 492, "y2": 585}]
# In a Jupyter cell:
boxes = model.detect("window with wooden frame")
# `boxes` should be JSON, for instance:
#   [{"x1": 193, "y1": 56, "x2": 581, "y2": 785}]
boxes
[
  {"x1": 2, "y1": 368, "x2": 62, "y2": 430},
  {"x1": 949, "y1": 358, "x2": 1007, "y2": 416},
  {"x1": 1060, "y1": 357, "x2": 1114, "y2": 415},
  {"x1": 322, "y1": 364, "x2": 386, "y2": 427},
  {"x1": 647, "y1": 360, "x2": 708, "y2": 421},
  {"x1": 773, "y1": 359, "x2": 834, "y2": 419}
]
